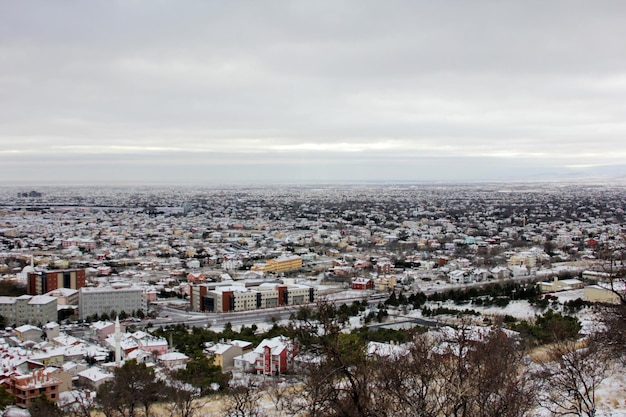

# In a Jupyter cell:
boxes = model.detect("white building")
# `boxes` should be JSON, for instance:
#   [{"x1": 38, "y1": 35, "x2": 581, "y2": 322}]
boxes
[
  {"x1": 79, "y1": 287, "x2": 146, "y2": 320},
  {"x1": 0, "y1": 294, "x2": 57, "y2": 326}
]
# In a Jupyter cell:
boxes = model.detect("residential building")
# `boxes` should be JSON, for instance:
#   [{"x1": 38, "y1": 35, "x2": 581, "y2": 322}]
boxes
[
  {"x1": 5, "y1": 368, "x2": 62, "y2": 408},
  {"x1": 157, "y1": 352, "x2": 189, "y2": 369},
  {"x1": 14, "y1": 325, "x2": 44, "y2": 343},
  {"x1": 252, "y1": 336, "x2": 296, "y2": 375},
  {"x1": 79, "y1": 287, "x2": 145, "y2": 320},
  {"x1": 77, "y1": 367, "x2": 113, "y2": 390},
  {"x1": 352, "y1": 277, "x2": 374, "y2": 290},
  {"x1": 26, "y1": 269, "x2": 86, "y2": 296},
  {"x1": 205, "y1": 342, "x2": 247, "y2": 369},
  {"x1": 0, "y1": 295, "x2": 57, "y2": 326}
]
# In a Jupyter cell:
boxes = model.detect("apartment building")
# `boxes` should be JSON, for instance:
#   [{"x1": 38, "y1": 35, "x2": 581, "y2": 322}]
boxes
[
  {"x1": 6, "y1": 369, "x2": 62, "y2": 408},
  {"x1": 0, "y1": 295, "x2": 57, "y2": 326},
  {"x1": 27, "y1": 269, "x2": 86, "y2": 295},
  {"x1": 79, "y1": 287, "x2": 146, "y2": 319}
]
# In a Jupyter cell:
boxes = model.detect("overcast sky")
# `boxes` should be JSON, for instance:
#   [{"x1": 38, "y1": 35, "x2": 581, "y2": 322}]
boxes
[{"x1": 1, "y1": 1, "x2": 625, "y2": 184}]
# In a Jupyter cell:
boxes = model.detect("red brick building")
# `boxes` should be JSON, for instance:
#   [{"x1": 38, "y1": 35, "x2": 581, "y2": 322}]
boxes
[
  {"x1": 352, "y1": 277, "x2": 374, "y2": 290},
  {"x1": 27, "y1": 269, "x2": 86, "y2": 295}
]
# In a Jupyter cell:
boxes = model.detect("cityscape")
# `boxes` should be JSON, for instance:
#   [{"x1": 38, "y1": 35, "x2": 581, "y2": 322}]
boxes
[
  {"x1": 2, "y1": 1, "x2": 626, "y2": 416},
  {"x1": 0, "y1": 181, "x2": 624, "y2": 415}
]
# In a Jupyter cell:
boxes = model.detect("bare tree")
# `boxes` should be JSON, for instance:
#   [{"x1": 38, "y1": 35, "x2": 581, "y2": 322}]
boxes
[
  {"x1": 595, "y1": 304, "x2": 626, "y2": 365},
  {"x1": 375, "y1": 333, "x2": 444, "y2": 417},
  {"x1": 222, "y1": 380, "x2": 265, "y2": 417},
  {"x1": 288, "y1": 299, "x2": 380, "y2": 417},
  {"x1": 389, "y1": 325, "x2": 536, "y2": 417},
  {"x1": 534, "y1": 338, "x2": 613, "y2": 417},
  {"x1": 261, "y1": 378, "x2": 292, "y2": 417},
  {"x1": 162, "y1": 380, "x2": 206, "y2": 417},
  {"x1": 595, "y1": 242, "x2": 626, "y2": 305},
  {"x1": 463, "y1": 328, "x2": 536, "y2": 417},
  {"x1": 59, "y1": 390, "x2": 97, "y2": 417}
]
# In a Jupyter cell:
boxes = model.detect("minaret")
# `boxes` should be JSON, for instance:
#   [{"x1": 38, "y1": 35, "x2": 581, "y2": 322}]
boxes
[{"x1": 114, "y1": 316, "x2": 122, "y2": 366}]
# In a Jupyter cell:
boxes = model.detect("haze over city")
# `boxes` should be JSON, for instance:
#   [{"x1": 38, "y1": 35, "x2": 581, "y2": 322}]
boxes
[{"x1": 2, "y1": 1, "x2": 626, "y2": 184}]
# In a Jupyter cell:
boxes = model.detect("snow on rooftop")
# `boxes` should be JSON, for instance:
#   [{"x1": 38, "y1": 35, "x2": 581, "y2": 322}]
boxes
[{"x1": 78, "y1": 366, "x2": 113, "y2": 382}]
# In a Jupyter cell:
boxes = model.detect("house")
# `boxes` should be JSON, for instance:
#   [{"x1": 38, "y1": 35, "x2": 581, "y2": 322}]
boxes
[
  {"x1": 187, "y1": 272, "x2": 205, "y2": 283},
  {"x1": 132, "y1": 332, "x2": 168, "y2": 356},
  {"x1": 5, "y1": 368, "x2": 63, "y2": 408},
  {"x1": 205, "y1": 343, "x2": 243, "y2": 370},
  {"x1": 376, "y1": 261, "x2": 394, "y2": 275},
  {"x1": 471, "y1": 268, "x2": 489, "y2": 282},
  {"x1": 490, "y1": 266, "x2": 510, "y2": 280},
  {"x1": 43, "y1": 322, "x2": 60, "y2": 340},
  {"x1": 252, "y1": 336, "x2": 296, "y2": 375},
  {"x1": 367, "y1": 341, "x2": 409, "y2": 360},
  {"x1": 374, "y1": 275, "x2": 396, "y2": 291},
  {"x1": 92, "y1": 321, "x2": 120, "y2": 342},
  {"x1": 77, "y1": 366, "x2": 113, "y2": 390},
  {"x1": 47, "y1": 367, "x2": 73, "y2": 393},
  {"x1": 233, "y1": 351, "x2": 258, "y2": 373},
  {"x1": 157, "y1": 352, "x2": 189, "y2": 369},
  {"x1": 14, "y1": 325, "x2": 43, "y2": 343},
  {"x1": 351, "y1": 277, "x2": 374, "y2": 290},
  {"x1": 448, "y1": 270, "x2": 468, "y2": 284}
]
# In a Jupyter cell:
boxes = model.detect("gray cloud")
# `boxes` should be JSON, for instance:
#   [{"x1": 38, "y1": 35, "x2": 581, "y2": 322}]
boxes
[{"x1": 1, "y1": 1, "x2": 625, "y2": 183}]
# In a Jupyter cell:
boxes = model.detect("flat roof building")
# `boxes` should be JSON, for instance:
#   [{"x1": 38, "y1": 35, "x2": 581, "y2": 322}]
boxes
[
  {"x1": 79, "y1": 287, "x2": 146, "y2": 320},
  {"x1": 190, "y1": 282, "x2": 317, "y2": 313},
  {"x1": 0, "y1": 295, "x2": 57, "y2": 326},
  {"x1": 27, "y1": 269, "x2": 86, "y2": 296}
]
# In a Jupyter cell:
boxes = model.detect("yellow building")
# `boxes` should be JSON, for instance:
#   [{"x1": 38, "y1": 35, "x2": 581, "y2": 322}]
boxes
[
  {"x1": 205, "y1": 341, "x2": 253, "y2": 370},
  {"x1": 374, "y1": 275, "x2": 397, "y2": 291},
  {"x1": 584, "y1": 285, "x2": 622, "y2": 305},
  {"x1": 266, "y1": 255, "x2": 302, "y2": 273},
  {"x1": 538, "y1": 277, "x2": 584, "y2": 293},
  {"x1": 250, "y1": 263, "x2": 274, "y2": 273},
  {"x1": 251, "y1": 255, "x2": 302, "y2": 274}
]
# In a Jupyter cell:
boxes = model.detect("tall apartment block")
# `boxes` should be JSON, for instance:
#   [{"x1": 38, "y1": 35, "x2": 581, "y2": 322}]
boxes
[{"x1": 27, "y1": 269, "x2": 86, "y2": 295}]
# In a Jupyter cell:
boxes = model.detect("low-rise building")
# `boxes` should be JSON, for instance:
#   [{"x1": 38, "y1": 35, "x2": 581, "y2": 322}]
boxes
[
  {"x1": 538, "y1": 277, "x2": 585, "y2": 293},
  {"x1": 5, "y1": 368, "x2": 62, "y2": 408},
  {"x1": 77, "y1": 366, "x2": 113, "y2": 390},
  {"x1": 584, "y1": 285, "x2": 622, "y2": 305},
  {"x1": 252, "y1": 336, "x2": 296, "y2": 375},
  {"x1": 352, "y1": 277, "x2": 374, "y2": 290},
  {"x1": 204, "y1": 341, "x2": 251, "y2": 369},
  {"x1": 157, "y1": 352, "x2": 189, "y2": 369},
  {"x1": 14, "y1": 325, "x2": 44, "y2": 343}
]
